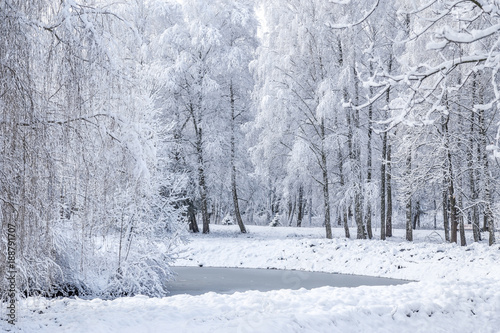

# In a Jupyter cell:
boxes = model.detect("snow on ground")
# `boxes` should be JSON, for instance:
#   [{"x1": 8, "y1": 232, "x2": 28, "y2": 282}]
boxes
[{"x1": 2, "y1": 225, "x2": 500, "y2": 332}]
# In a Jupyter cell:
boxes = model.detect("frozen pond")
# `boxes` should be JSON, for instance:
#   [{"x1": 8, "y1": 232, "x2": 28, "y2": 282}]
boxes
[{"x1": 167, "y1": 266, "x2": 409, "y2": 296}]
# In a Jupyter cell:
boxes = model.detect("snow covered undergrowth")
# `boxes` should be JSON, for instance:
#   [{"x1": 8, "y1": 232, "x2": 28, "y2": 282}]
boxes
[{"x1": 3, "y1": 225, "x2": 500, "y2": 332}]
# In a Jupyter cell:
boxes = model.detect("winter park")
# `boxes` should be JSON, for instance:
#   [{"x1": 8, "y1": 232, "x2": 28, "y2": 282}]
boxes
[{"x1": 2, "y1": 0, "x2": 500, "y2": 332}]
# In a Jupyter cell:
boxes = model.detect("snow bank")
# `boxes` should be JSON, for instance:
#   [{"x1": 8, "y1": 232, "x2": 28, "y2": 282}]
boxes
[{"x1": 2, "y1": 225, "x2": 499, "y2": 332}]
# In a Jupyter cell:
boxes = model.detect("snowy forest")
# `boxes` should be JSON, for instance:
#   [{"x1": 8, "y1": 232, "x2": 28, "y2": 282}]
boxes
[{"x1": 2, "y1": 0, "x2": 500, "y2": 299}]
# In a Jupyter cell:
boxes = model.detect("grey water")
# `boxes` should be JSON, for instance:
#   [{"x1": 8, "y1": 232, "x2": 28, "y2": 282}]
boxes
[{"x1": 167, "y1": 266, "x2": 409, "y2": 296}]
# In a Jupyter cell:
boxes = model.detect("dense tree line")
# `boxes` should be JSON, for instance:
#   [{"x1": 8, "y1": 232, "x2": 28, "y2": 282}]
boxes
[{"x1": 164, "y1": 0, "x2": 499, "y2": 246}]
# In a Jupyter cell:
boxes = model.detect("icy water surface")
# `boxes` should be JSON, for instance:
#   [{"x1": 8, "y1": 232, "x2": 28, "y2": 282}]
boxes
[{"x1": 167, "y1": 266, "x2": 410, "y2": 296}]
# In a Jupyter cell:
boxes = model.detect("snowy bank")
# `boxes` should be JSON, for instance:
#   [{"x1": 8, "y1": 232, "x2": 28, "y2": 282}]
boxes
[{"x1": 2, "y1": 225, "x2": 499, "y2": 333}]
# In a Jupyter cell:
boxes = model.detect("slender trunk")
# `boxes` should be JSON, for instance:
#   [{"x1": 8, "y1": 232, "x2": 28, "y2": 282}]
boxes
[
  {"x1": 443, "y1": 112, "x2": 458, "y2": 243},
  {"x1": 343, "y1": 206, "x2": 350, "y2": 238},
  {"x1": 469, "y1": 77, "x2": 481, "y2": 242},
  {"x1": 297, "y1": 185, "x2": 304, "y2": 227},
  {"x1": 386, "y1": 139, "x2": 393, "y2": 237},
  {"x1": 442, "y1": 180, "x2": 450, "y2": 242},
  {"x1": 230, "y1": 83, "x2": 246, "y2": 233},
  {"x1": 191, "y1": 112, "x2": 210, "y2": 234},
  {"x1": 385, "y1": 59, "x2": 393, "y2": 238},
  {"x1": 308, "y1": 195, "x2": 312, "y2": 226},
  {"x1": 354, "y1": 65, "x2": 365, "y2": 240},
  {"x1": 405, "y1": 152, "x2": 412, "y2": 242},
  {"x1": 380, "y1": 131, "x2": 386, "y2": 241},
  {"x1": 321, "y1": 118, "x2": 332, "y2": 239},
  {"x1": 197, "y1": 141, "x2": 210, "y2": 234},
  {"x1": 366, "y1": 87, "x2": 373, "y2": 239},
  {"x1": 337, "y1": 124, "x2": 350, "y2": 238},
  {"x1": 459, "y1": 196, "x2": 466, "y2": 246},
  {"x1": 478, "y1": 103, "x2": 496, "y2": 245}
]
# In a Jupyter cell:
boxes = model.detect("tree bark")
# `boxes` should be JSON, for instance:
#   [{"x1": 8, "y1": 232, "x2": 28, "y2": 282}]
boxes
[
  {"x1": 459, "y1": 197, "x2": 466, "y2": 246},
  {"x1": 443, "y1": 112, "x2": 458, "y2": 244},
  {"x1": 442, "y1": 180, "x2": 450, "y2": 242},
  {"x1": 478, "y1": 102, "x2": 496, "y2": 245},
  {"x1": 190, "y1": 103, "x2": 210, "y2": 234},
  {"x1": 320, "y1": 118, "x2": 333, "y2": 239},
  {"x1": 297, "y1": 185, "x2": 304, "y2": 227},
  {"x1": 386, "y1": 138, "x2": 393, "y2": 237},
  {"x1": 230, "y1": 83, "x2": 246, "y2": 233},
  {"x1": 380, "y1": 131, "x2": 386, "y2": 241},
  {"x1": 366, "y1": 85, "x2": 373, "y2": 240},
  {"x1": 405, "y1": 153, "x2": 413, "y2": 242}
]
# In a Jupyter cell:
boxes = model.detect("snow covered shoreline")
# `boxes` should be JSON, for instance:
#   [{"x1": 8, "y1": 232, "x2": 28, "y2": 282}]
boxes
[{"x1": 2, "y1": 225, "x2": 500, "y2": 332}]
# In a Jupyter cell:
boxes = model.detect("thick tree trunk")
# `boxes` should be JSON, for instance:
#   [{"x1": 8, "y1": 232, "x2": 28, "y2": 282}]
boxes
[
  {"x1": 188, "y1": 199, "x2": 199, "y2": 233},
  {"x1": 230, "y1": 83, "x2": 246, "y2": 234}
]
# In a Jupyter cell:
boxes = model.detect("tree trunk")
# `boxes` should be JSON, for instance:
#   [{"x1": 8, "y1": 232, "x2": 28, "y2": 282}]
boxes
[
  {"x1": 338, "y1": 147, "x2": 350, "y2": 238},
  {"x1": 469, "y1": 78, "x2": 480, "y2": 242},
  {"x1": 380, "y1": 131, "x2": 386, "y2": 241},
  {"x1": 386, "y1": 138, "x2": 393, "y2": 237},
  {"x1": 230, "y1": 83, "x2": 246, "y2": 233},
  {"x1": 197, "y1": 149, "x2": 210, "y2": 234},
  {"x1": 385, "y1": 60, "x2": 393, "y2": 238},
  {"x1": 478, "y1": 104, "x2": 496, "y2": 245},
  {"x1": 308, "y1": 195, "x2": 312, "y2": 226},
  {"x1": 405, "y1": 151, "x2": 413, "y2": 242},
  {"x1": 343, "y1": 206, "x2": 350, "y2": 239},
  {"x1": 366, "y1": 92, "x2": 373, "y2": 239},
  {"x1": 321, "y1": 118, "x2": 332, "y2": 239},
  {"x1": 188, "y1": 199, "x2": 199, "y2": 233},
  {"x1": 442, "y1": 180, "x2": 450, "y2": 242},
  {"x1": 443, "y1": 112, "x2": 458, "y2": 244},
  {"x1": 459, "y1": 197, "x2": 466, "y2": 246},
  {"x1": 297, "y1": 185, "x2": 304, "y2": 227}
]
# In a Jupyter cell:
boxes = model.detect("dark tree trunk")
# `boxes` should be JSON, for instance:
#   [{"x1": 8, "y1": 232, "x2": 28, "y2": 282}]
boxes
[
  {"x1": 188, "y1": 199, "x2": 199, "y2": 233},
  {"x1": 442, "y1": 181, "x2": 450, "y2": 242},
  {"x1": 478, "y1": 104, "x2": 496, "y2": 245},
  {"x1": 297, "y1": 185, "x2": 304, "y2": 227},
  {"x1": 230, "y1": 83, "x2": 246, "y2": 234},
  {"x1": 459, "y1": 197, "x2": 466, "y2": 246},
  {"x1": 366, "y1": 67, "x2": 374, "y2": 240},
  {"x1": 380, "y1": 131, "x2": 386, "y2": 241},
  {"x1": 385, "y1": 60, "x2": 393, "y2": 238},
  {"x1": 386, "y1": 139, "x2": 393, "y2": 237}
]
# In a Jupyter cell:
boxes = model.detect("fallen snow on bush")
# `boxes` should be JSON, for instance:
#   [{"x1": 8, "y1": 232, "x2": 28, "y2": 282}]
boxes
[{"x1": 2, "y1": 225, "x2": 500, "y2": 332}]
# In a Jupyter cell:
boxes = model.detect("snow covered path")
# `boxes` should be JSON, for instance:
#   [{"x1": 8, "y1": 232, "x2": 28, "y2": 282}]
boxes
[{"x1": 3, "y1": 225, "x2": 500, "y2": 332}]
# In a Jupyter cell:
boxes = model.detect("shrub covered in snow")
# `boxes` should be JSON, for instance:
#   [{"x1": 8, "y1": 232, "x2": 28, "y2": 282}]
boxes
[
  {"x1": 268, "y1": 215, "x2": 282, "y2": 227},
  {"x1": 221, "y1": 214, "x2": 234, "y2": 225}
]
